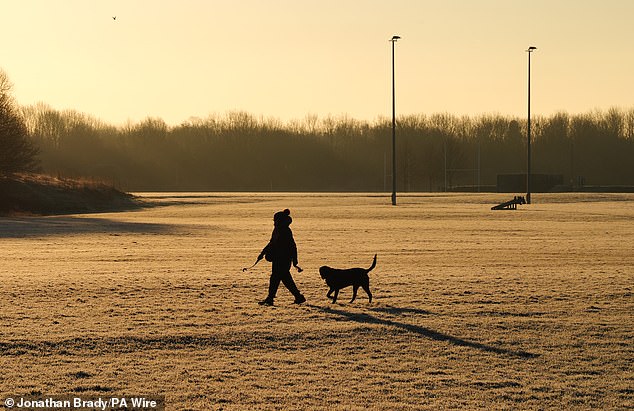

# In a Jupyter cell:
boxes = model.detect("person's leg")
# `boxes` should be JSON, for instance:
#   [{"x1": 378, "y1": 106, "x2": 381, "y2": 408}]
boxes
[
  {"x1": 280, "y1": 271, "x2": 299, "y2": 296},
  {"x1": 280, "y1": 271, "x2": 305, "y2": 304},
  {"x1": 268, "y1": 272, "x2": 282, "y2": 299},
  {"x1": 259, "y1": 272, "x2": 281, "y2": 305}
]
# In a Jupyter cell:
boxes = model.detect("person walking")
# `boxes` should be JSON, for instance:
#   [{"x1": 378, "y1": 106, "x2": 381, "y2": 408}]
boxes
[{"x1": 256, "y1": 209, "x2": 306, "y2": 306}]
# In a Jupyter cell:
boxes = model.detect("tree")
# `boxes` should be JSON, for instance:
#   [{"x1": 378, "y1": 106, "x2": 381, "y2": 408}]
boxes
[{"x1": 0, "y1": 69, "x2": 39, "y2": 173}]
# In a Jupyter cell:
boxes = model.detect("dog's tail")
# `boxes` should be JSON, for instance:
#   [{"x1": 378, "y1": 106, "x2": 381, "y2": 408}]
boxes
[{"x1": 366, "y1": 254, "x2": 377, "y2": 273}]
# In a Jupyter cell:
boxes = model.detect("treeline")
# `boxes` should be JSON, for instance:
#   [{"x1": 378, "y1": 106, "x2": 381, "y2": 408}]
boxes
[
  {"x1": 21, "y1": 104, "x2": 634, "y2": 192},
  {"x1": 0, "y1": 70, "x2": 39, "y2": 174}
]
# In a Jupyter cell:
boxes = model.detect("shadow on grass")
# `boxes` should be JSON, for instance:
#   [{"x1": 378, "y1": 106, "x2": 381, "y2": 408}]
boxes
[
  {"x1": 368, "y1": 305, "x2": 434, "y2": 316},
  {"x1": 0, "y1": 216, "x2": 173, "y2": 238},
  {"x1": 310, "y1": 304, "x2": 538, "y2": 359}
]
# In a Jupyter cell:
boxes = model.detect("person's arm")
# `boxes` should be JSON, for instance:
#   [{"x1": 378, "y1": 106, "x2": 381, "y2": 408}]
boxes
[
  {"x1": 259, "y1": 228, "x2": 277, "y2": 260},
  {"x1": 290, "y1": 235, "x2": 302, "y2": 272},
  {"x1": 259, "y1": 242, "x2": 270, "y2": 261}
]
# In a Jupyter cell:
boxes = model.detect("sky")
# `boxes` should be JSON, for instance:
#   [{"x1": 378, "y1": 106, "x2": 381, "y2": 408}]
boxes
[{"x1": 2, "y1": 0, "x2": 633, "y2": 126}]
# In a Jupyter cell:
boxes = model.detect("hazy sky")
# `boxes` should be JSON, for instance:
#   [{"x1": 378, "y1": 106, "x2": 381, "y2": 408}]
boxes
[{"x1": 2, "y1": 0, "x2": 633, "y2": 126}]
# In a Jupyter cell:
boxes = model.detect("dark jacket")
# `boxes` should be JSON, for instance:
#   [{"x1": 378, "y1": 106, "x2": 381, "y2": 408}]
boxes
[{"x1": 261, "y1": 225, "x2": 298, "y2": 266}]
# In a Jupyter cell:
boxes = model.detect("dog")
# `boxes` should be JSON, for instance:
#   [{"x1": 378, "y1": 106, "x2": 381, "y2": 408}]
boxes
[{"x1": 319, "y1": 254, "x2": 376, "y2": 303}]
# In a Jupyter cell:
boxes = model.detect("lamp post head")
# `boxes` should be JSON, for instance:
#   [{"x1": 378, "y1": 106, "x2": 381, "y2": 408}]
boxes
[
  {"x1": 391, "y1": 35, "x2": 401, "y2": 42},
  {"x1": 527, "y1": 46, "x2": 537, "y2": 52}
]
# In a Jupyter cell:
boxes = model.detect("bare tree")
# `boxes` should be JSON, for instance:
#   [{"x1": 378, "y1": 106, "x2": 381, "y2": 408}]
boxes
[{"x1": 0, "y1": 69, "x2": 39, "y2": 173}]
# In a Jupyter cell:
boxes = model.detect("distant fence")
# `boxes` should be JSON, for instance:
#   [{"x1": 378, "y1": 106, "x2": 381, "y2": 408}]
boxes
[{"x1": 497, "y1": 174, "x2": 563, "y2": 193}]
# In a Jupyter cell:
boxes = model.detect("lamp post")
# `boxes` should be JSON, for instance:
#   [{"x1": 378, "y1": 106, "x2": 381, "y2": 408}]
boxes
[
  {"x1": 526, "y1": 46, "x2": 537, "y2": 204},
  {"x1": 390, "y1": 35, "x2": 400, "y2": 206}
]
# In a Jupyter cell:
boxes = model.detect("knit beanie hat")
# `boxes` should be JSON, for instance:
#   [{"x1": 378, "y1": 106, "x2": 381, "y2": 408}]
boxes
[{"x1": 273, "y1": 209, "x2": 292, "y2": 226}]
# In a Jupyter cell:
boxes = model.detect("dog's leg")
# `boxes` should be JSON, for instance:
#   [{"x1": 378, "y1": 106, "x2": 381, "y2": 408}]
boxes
[
  {"x1": 327, "y1": 288, "x2": 334, "y2": 300},
  {"x1": 362, "y1": 284, "x2": 372, "y2": 303},
  {"x1": 332, "y1": 289, "x2": 339, "y2": 303},
  {"x1": 350, "y1": 286, "x2": 358, "y2": 303}
]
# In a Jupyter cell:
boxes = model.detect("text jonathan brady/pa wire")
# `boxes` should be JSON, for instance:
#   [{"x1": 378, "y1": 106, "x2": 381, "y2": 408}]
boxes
[{"x1": 3, "y1": 396, "x2": 163, "y2": 410}]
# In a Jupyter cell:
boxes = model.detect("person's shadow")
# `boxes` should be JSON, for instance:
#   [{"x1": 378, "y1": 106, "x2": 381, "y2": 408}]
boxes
[{"x1": 307, "y1": 304, "x2": 538, "y2": 359}]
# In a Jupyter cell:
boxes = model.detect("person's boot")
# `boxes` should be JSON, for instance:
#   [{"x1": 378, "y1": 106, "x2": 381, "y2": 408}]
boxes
[
  {"x1": 293, "y1": 294, "x2": 306, "y2": 304},
  {"x1": 258, "y1": 297, "x2": 274, "y2": 306}
]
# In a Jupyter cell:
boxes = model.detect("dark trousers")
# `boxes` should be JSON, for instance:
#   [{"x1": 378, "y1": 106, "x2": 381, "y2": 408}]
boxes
[{"x1": 267, "y1": 260, "x2": 301, "y2": 299}]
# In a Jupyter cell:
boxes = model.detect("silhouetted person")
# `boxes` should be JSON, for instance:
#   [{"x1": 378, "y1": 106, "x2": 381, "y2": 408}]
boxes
[{"x1": 257, "y1": 209, "x2": 305, "y2": 306}]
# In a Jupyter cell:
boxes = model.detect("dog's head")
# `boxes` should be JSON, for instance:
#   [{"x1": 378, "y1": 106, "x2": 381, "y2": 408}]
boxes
[{"x1": 319, "y1": 266, "x2": 332, "y2": 280}]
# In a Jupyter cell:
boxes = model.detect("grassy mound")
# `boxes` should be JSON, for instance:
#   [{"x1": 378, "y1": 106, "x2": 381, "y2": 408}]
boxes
[{"x1": 0, "y1": 173, "x2": 144, "y2": 215}]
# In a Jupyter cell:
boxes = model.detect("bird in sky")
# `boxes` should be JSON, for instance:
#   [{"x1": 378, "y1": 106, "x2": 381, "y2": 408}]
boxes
[{"x1": 112, "y1": 16, "x2": 116, "y2": 20}]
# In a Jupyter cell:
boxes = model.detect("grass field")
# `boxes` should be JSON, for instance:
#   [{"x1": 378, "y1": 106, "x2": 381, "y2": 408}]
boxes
[{"x1": 1, "y1": 193, "x2": 632, "y2": 410}]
